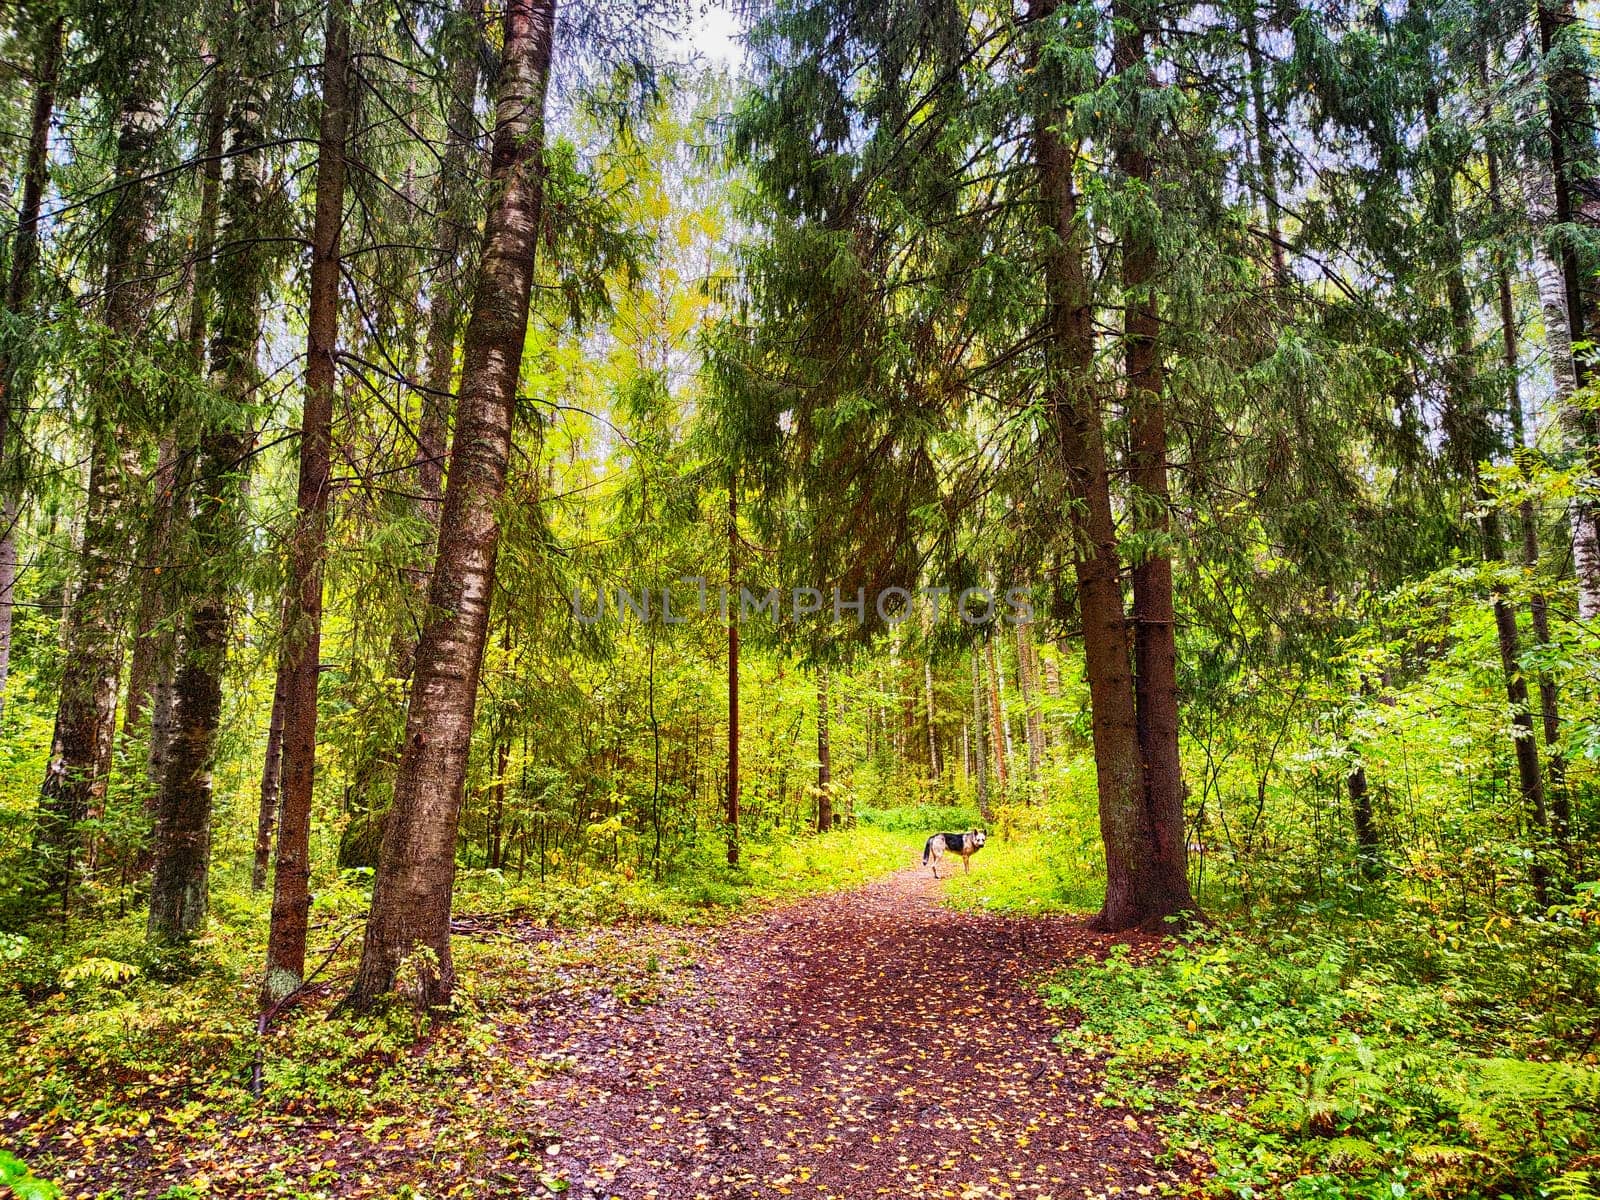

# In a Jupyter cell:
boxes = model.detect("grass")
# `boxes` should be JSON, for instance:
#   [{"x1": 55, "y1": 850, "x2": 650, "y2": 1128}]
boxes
[
  {"x1": 439, "y1": 823, "x2": 927, "y2": 927},
  {"x1": 938, "y1": 795, "x2": 1106, "y2": 915}
]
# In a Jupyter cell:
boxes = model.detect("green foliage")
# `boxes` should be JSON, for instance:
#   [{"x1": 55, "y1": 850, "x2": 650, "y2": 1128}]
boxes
[
  {"x1": 1046, "y1": 928, "x2": 1600, "y2": 1198},
  {"x1": 0, "y1": 1150, "x2": 61, "y2": 1200}
]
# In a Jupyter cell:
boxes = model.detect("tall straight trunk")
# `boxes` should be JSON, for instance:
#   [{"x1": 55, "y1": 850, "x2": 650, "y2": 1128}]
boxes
[
  {"x1": 1242, "y1": 5, "x2": 1287, "y2": 285},
  {"x1": 127, "y1": 66, "x2": 227, "y2": 750},
  {"x1": 1116, "y1": 0, "x2": 1194, "y2": 924},
  {"x1": 971, "y1": 647, "x2": 990, "y2": 818},
  {"x1": 252, "y1": 664, "x2": 286, "y2": 891},
  {"x1": 1483, "y1": 499, "x2": 1552, "y2": 904},
  {"x1": 1016, "y1": 622, "x2": 1043, "y2": 774},
  {"x1": 816, "y1": 665, "x2": 832, "y2": 832},
  {"x1": 488, "y1": 732, "x2": 509, "y2": 869},
  {"x1": 1535, "y1": 0, "x2": 1600, "y2": 617},
  {"x1": 0, "y1": 14, "x2": 62, "y2": 725},
  {"x1": 1429, "y1": 88, "x2": 1551, "y2": 906},
  {"x1": 126, "y1": 437, "x2": 180, "y2": 742},
  {"x1": 1492, "y1": 148, "x2": 1573, "y2": 869},
  {"x1": 263, "y1": 3, "x2": 351, "y2": 1003},
  {"x1": 0, "y1": 496, "x2": 15, "y2": 722},
  {"x1": 726, "y1": 486, "x2": 740, "y2": 865},
  {"x1": 149, "y1": 7, "x2": 277, "y2": 940},
  {"x1": 1040, "y1": 650, "x2": 1061, "y2": 748},
  {"x1": 346, "y1": 0, "x2": 555, "y2": 1009},
  {"x1": 1033, "y1": 0, "x2": 1184, "y2": 931},
  {"x1": 34, "y1": 35, "x2": 166, "y2": 905},
  {"x1": 393, "y1": 0, "x2": 484, "y2": 682},
  {"x1": 923, "y1": 658, "x2": 940, "y2": 778},
  {"x1": 984, "y1": 637, "x2": 1009, "y2": 790},
  {"x1": 1487, "y1": 523, "x2": 1551, "y2": 906}
]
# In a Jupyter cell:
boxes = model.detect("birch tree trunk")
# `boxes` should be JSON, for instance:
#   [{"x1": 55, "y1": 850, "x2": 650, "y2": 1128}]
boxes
[
  {"x1": 347, "y1": 0, "x2": 555, "y2": 1009},
  {"x1": 1535, "y1": 0, "x2": 1600, "y2": 618}
]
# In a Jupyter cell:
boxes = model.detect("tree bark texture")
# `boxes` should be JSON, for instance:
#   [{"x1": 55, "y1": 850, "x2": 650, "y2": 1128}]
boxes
[
  {"x1": 35, "y1": 35, "x2": 167, "y2": 905},
  {"x1": 264, "y1": 2, "x2": 351, "y2": 1003},
  {"x1": 347, "y1": 0, "x2": 554, "y2": 1009}
]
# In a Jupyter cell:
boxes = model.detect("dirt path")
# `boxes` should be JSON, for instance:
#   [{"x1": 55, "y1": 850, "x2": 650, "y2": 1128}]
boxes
[{"x1": 510, "y1": 869, "x2": 1182, "y2": 1199}]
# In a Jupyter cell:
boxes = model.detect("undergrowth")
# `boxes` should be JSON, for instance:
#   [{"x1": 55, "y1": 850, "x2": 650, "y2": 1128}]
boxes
[{"x1": 1045, "y1": 901, "x2": 1600, "y2": 1200}]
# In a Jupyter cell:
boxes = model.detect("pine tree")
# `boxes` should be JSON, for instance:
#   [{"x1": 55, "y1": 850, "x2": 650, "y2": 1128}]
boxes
[
  {"x1": 34, "y1": 8, "x2": 172, "y2": 907},
  {"x1": 149, "y1": 0, "x2": 284, "y2": 940}
]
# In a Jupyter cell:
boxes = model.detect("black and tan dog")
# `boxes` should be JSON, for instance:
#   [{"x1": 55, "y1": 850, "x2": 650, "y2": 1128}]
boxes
[{"x1": 922, "y1": 829, "x2": 987, "y2": 877}]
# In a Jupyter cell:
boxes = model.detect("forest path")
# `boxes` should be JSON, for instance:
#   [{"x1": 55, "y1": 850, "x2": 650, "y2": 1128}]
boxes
[{"x1": 510, "y1": 867, "x2": 1186, "y2": 1199}]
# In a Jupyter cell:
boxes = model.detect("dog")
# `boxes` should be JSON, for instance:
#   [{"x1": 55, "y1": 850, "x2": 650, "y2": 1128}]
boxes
[{"x1": 923, "y1": 829, "x2": 987, "y2": 877}]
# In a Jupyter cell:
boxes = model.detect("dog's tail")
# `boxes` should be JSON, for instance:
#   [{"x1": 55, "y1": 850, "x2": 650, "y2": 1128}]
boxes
[{"x1": 922, "y1": 836, "x2": 933, "y2": 865}]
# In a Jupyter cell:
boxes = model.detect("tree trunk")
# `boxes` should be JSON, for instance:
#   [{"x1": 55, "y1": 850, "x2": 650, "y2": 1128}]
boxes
[
  {"x1": 726, "y1": 485, "x2": 740, "y2": 865},
  {"x1": 263, "y1": 2, "x2": 351, "y2": 1005},
  {"x1": 971, "y1": 646, "x2": 990, "y2": 818},
  {"x1": 127, "y1": 69, "x2": 226, "y2": 749},
  {"x1": 489, "y1": 732, "x2": 509, "y2": 869},
  {"x1": 1532, "y1": 244, "x2": 1600, "y2": 616},
  {"x1": 985, "y1": 637, "x2": 1009, "y2": 790},
  {"x1": 923, "y1": 658, "x2": 940, "y2": 778},
  {"x1": 252, "y1": 656, "x2": 287, "y2": 892},
  {"x1": 1016, "y1": 622, "x2": 1044, "y2": 775},
  {"x1": 346, "y1": 0, "x2": 555, "y2": 1010},
  {"x1": 1347, "y1": 760, "x2": 1381, "y2": 879},
  {"x1": 0, "y1": 496, "x2": 15, "y2": 723},
  {"x1": 1492, "y1": 141, "x2": 1573, "y2": 873},
  {"x1": 816, "y1": 665, "x2": 832, "y2": 832},
  {"x1": 393, "y1": 0, "x2": 484, "y2": 683},
  {"x1": 1243, "y1": 4, "x2": 1287, "y2": 285},
  {"x1": 1117, "y1": 0, "x2": 1195, "y2": 925},
  {"x1": 1428, "y1": 84, "x2": 1551, "y2": 908},
  {"x1": 34, "y1": 34, "x2": 167, "y2": 907},
  {"x1": 149, "y1": 6, "x2": 276, "y2": 941},
  {"x1": 1032, "y1": 0, "x2": 1188, "y2": 931},
  {"x1": 1535, "y1": 0, "x2": 1600, "y2": 617},
  {"x1": 1486, "y1": 540, "x2": 1551, "y2": 907},
  {"x1": 0, "y1": 15, "x2": 62, "y2": 726}
]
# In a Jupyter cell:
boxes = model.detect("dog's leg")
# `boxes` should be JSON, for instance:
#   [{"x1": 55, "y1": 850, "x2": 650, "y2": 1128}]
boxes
[{"x1": 963, "y1": 853, "x2": 971, "y2": 874}]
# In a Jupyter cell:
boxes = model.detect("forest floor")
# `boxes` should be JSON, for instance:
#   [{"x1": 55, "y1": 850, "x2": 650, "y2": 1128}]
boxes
[{"x1": 15, "y1": 867, "x2": 1203, "y2": 1200}]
